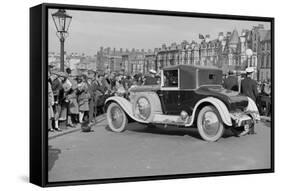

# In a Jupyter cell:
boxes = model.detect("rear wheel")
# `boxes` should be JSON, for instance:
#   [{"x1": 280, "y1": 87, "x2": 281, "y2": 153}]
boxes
[
  {"x1": 197, "y1": 105, "x2": 224, "y2": 142},
  {"x1": 107, "y1": 102, "x2": 128, "y2": 132}
]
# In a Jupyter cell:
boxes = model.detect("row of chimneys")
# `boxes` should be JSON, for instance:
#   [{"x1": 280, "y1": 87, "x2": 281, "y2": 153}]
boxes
[
  {"x1": 100, "y1": 47, "x2": 155, "y2": 54},
  {"x1": 99, "y1": 25, "x2": 265, "y2": 55},
  {"x1": 99, "y1": 32, "x2": 235, "y2": 54}
]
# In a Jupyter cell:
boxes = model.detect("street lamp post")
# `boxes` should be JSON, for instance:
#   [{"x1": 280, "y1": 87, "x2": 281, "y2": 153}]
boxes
[{"x1": 52, "y1": 9, "x2": 72, "y2": 72}]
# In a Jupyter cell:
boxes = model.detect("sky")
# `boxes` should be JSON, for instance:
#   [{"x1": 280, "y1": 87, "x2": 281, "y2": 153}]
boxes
[{"x1": 48, "y1": 9, "x2": 270, "y2": 56}]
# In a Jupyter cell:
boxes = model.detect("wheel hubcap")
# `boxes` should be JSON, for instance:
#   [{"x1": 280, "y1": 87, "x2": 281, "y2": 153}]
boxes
[
  {"x1": 202, "y1": 111, "x2": 220, "y2": 137},
  {"x1": 110, "y1": 106, "x2": 123, "y2": 129}
]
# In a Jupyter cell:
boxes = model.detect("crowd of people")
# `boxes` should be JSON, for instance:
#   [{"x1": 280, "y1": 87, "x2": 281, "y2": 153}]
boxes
[
  {"x1": 48, "y1": 67, "x2": 159, "y2": 132},
  {"x1": 48, "y1": 65, "x2": 271, "y2": 133}
]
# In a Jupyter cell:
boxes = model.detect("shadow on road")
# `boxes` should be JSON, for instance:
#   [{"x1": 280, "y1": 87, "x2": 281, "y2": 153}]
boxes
[
  {"x1": 48, "y1": 145, "x2": 61, "y2": 171},
  {"x1": 106, "y1": 123, "x2": 202, "y2": 140},
  {"x1": 105, "y1": 122, "x2": 240, "y2": 141}
]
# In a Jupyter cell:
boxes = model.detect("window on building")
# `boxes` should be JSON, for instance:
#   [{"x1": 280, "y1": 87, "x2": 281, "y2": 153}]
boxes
[
  {"x1": 253, "y1": 44, "x2": 257, "y2": 52},
  {"x1": 261, "y1": 44, "x2": 264, "y2": 51},
  {"x1": 267, "y1": 55, "x2": 270, "y2": 68},
  {"x1": 267, "y1": 43, "x2": 271, "y2": 51},
  {"x1": 261, "y1": 55, "x2": 264, "y2": 68},
  {"x1": 209, "y1": 74, "x2": 216, "y2": 80}
]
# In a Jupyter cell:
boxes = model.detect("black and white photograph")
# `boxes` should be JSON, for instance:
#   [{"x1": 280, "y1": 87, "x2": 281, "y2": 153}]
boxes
[{"x1": 46, "y1": 6, "x2": 273, "y2": 184}]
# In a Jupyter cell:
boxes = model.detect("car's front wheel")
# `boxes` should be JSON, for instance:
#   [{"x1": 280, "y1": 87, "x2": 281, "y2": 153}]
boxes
[
  {"x1": 107, "y1": 102, "x2": 128, "y2": 132},
  {"x1": 197, "y1": 105, "x2": 224, "y2": 142}
]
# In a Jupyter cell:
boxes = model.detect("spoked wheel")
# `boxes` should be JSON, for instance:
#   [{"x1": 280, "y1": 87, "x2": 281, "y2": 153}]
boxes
[
  {"x1": 197, "y1": 106, "x2": 225, "y2": 142},
  {"x1": 107, "y1": 102, "x2": 128, "y2": 132}
]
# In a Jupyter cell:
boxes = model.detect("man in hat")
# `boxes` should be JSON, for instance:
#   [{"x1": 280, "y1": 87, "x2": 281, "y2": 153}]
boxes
[
  {"x1": 143, "y1": 69, "x2": 158, "y2": 85},
  {"x1": 223, "y1": 70, "x2": 239, "y2": 91},
  {"x1": 241, "y1": 67, "x2": 258, "y2": 102},
  {"x1": 241, "y1": 67, "x2": 258, "y2": 134}
]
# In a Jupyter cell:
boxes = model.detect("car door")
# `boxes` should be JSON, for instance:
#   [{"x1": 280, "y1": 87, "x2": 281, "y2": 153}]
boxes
[
  {"x1": 178, "y1": 90, "x2": 196, "y2": 116},
  {"x1": 158, "y1": 90, "x2": 180, "y2": 115},
  {"x1": 158, "y1": 68, "x2": 181, "y2": 114}
]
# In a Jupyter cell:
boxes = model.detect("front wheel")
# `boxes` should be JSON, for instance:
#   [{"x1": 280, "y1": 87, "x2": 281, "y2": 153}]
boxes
[
  {"x1": 107, "y1": 102, "x2": 128, "y2": 132},
  {"x1": 197, "y1": 106, "x2": 225, "y2": 142}
]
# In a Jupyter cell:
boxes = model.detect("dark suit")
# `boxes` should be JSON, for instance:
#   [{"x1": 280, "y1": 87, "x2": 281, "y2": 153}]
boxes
[
  {"x1": 223, "y1": 75, "x2": 238, "y2": 91},
  {"x1": 241, "y1": 76, "x2": 258, "y2": 102}
]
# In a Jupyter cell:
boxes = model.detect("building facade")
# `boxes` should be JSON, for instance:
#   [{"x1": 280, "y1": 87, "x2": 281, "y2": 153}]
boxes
[
  {"x1": 95, "y1": 25, "x2": 271, "y2": 81},
  {"x1": 258, "y1": 30, "x2": 271, "y2": 82},
  {"x1": 96, "y1": 47, "x2": 124, "y2": 74},
  {"x1": 97, "y1": 47, "x2": 157, "y2": 75}
]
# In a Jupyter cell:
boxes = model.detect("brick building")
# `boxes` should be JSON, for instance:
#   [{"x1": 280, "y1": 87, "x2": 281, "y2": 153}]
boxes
[
  {"x1": 258, "y1": 30, "x2": 271, "y2": 82},
  {"x1": 96, "y1": 47, "x2": 123, "y2": 73},
  {"x1": 95, "y1": 25, "x2": 271, "y2": 81},
  {"x1": 97, "y1": 47, "x2": 157, "y2": 75}
]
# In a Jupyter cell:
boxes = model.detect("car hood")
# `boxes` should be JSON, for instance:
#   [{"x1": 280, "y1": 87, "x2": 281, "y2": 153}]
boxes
[
  {"x1": 129, "y1": 85, "x2": 160, "y2": 93},
  {"x1": 197, "y1": 86, "x2": 248, "y2": 111}
]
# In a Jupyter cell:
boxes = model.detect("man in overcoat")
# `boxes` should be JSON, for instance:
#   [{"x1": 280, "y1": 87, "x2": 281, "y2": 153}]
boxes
[
  {"x1": 223, "y1": 70, "x2": 239, "y2": 91},
  {"x1": 241, "y1": 67, "x2": 258, "y2": 102},
  {"x1": 240, "y1": 67, "x2": 258, "y2": 134}
]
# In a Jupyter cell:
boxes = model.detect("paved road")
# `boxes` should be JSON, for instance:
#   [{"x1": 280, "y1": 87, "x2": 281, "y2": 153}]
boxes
[{"x1": 48, "y1": 119, "x2": 271, "y2": 182}]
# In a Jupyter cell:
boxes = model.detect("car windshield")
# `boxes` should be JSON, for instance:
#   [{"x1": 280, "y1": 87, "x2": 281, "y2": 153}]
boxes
[{"x1": 163, "y1": 70, "x2": 178, "y2": 87}]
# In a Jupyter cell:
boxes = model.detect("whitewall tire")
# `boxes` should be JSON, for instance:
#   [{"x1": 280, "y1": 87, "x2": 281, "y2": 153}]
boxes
[
  {"x1": 107, "y1": 102, "x2": 128, "y2": 132},
  {"x1": 197, "y1": 105, "x2": 225, "y2": 142}
]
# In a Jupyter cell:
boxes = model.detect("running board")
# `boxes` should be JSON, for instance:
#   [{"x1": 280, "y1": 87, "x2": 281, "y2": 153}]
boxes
[{"x1": 152, "y1": 114, "x2": 192, "y2": 126}]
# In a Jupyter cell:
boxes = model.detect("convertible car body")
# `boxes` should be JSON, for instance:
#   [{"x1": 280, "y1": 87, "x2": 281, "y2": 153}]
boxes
[{"x1": 105, "y1": 65, "x2": 260, "y2": 142}]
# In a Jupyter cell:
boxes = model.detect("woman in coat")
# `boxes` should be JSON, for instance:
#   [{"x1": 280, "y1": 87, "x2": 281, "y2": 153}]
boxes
[
  {"x1": 50, "y1": 72, "x2": 63, "y2": 131},
  {"x1": 66, "y1": 76, "x2": 79, "y2": 126},
  {"x1": 48, "y1": 81, "x2": 55, "y2": 132},
  {"x1": 77, "y1": 75, "x2": 90, "y2": 123}
]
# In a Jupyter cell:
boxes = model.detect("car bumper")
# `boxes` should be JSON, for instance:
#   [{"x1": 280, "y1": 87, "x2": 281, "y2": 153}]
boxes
[{"x1": 230, "y1": 112, "x2": 259, "y2": 128}]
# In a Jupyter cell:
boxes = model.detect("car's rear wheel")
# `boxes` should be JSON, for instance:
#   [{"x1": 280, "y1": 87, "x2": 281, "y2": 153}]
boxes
[
  {"x1": 107, "y1": 102, "x2": 128, "y2": 132},
  {"x1": 197, "y1": 105, "x2": 224, "y2": 142}
]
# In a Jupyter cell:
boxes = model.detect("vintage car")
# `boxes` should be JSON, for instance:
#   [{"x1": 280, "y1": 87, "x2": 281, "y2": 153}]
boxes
[{"x1": 105, "y1": 65, "x2": 260, "y2": 142}]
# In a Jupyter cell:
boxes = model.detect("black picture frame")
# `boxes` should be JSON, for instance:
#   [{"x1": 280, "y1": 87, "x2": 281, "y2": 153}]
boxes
[{"x1": 30, "y1": 3, "x2": 274, "y2": 187}]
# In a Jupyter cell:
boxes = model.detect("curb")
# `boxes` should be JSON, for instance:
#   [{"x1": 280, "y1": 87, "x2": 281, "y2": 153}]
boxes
[{"x1": 48, "y1": 114, "x2": 106, "y2": 140}]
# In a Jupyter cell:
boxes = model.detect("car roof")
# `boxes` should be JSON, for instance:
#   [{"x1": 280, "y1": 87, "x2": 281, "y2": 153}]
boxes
[
  {"x1": 163, "y1": 64, "x2": 223, "y2": 89},
  {"x1": 163, "y1": 64, "x2": 222, "y2": 72}
]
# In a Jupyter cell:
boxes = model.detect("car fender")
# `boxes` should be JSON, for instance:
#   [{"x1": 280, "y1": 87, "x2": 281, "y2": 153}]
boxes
[
  {"x1": 105, "y1": 96, "x2": 148, "y2": 124},
  {"x1": 246, "y1": 97, "x2": 261, "y2": 121},
  {"x1": 186, "y1": 97, "x2": 232, "y2": 126}
]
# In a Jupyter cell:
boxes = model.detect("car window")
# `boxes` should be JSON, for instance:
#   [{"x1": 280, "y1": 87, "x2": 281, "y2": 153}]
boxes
[{"x1": 163, "y1": 70, "x2": 178, "y2": 87}]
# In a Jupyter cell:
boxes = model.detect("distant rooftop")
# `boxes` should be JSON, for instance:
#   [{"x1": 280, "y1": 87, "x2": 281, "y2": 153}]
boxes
[{"x1": 229, "y1": 29, "x2": 239, "y2": 44}]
